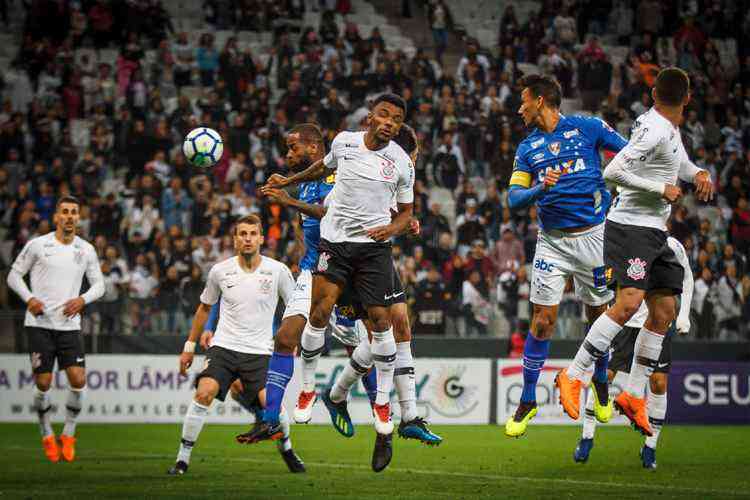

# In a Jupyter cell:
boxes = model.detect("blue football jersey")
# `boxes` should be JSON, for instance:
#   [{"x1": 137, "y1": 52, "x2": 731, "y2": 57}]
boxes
[
  {"x1": 298, "y1": 176, "x2": 335, "y2": 271},
  {"x1": 510, "y1": 115, "x2": 627, "y2": 230}
]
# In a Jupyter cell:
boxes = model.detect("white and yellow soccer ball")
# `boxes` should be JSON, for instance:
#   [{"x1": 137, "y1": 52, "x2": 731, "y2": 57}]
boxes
[{"x1": 183, "y1": 127, "x2": 224, "y2": 167}]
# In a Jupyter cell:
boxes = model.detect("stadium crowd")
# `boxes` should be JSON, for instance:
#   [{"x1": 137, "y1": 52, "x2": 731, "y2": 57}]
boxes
[{"x1": 0, "y1": 0, "x2": 749, "y2": 341}]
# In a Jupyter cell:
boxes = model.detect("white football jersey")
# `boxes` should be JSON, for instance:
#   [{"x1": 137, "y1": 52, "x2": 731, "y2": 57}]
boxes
[
  {"x1": 625, "y1": 237, "x2": 694, "y2": 328},
  {"x1": 10, "y1": 232, "x2": 104, "y2": 330},
  {"x1": 608, "y1": 108, "x2": 698, "y2": 230},
  {"x1": 321, "y1": 131, "x2": 414, "y2": 243},
  {"x1": 200, "y1": 256, "x2": 294, "y2": 355}
]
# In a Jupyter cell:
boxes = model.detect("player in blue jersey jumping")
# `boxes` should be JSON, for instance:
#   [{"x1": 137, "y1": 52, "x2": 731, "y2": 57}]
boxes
[{"x1": 505, "y1": 74, "x2": 628, "y2": 437}]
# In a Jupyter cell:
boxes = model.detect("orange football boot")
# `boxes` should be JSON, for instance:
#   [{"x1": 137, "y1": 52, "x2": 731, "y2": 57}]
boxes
[
  {"x1": 614, "y1": 391, "x2": 653, "y2": 436},
  {"x1": 555, "y1": 369, "x2": 583, "y2": 420},
  {"x1": 60, "y1": 435, "x2": 77, "y2": 462},
  {"x1": 42, "y1": 435, "x2": 60, "y2": 462}
]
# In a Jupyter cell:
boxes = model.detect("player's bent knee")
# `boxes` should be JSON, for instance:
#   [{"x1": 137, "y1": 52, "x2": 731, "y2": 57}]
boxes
[
  {"x1": 195, "y1": 378, "x2": 219, "y2": 406},
  {"x1": 274, "y1": 325, "x2": 299, "y2": 354},
  {"x1": 309, "y1": 297, "x2": 336, "y2": 328},
  {"x1": 531, "y1": 312, "x2": 555, "y2": 339},
  {"x1": 650, "y1": 373, "x2": 668, "y2": 395},
  {"x1": 35, "y1": 374, "x2": 52, "y2": 391},
  {"x1": 194, "y1": 390, "x2": 215, "y2": 407},
  {"x1": 364, "y1": 305, "x2": 391, "y2": 332}
]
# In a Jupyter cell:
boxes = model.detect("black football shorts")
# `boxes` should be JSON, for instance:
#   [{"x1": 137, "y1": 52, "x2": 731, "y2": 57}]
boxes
[
  {"x1": 315, "y1": 239, "x2": 394, "y2": 307},
  {"x1": 27, "y1": 327, "x2": 85, "y2": 374},
  {"x1": 195, "y1": 346, "x2": 270, "y2": 403},
  {"x1": 604, "y1": 220, "x2": 683, "y2": 294}
]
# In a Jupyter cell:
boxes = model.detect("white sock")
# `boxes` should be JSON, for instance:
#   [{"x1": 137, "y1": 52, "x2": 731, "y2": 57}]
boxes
[
  {"x1": 568, "y1": 313, "x2": 622, "y2": 380},
  {"x1": 645, "y1": 390, "x2": 667, "y2": 449},
  {"x1": 394, "y1": 342, "x2": 418, "y2": 422},
  {"x1": 177, "y1": 400, "x2": 209, "y2": 464},
  {"x1": 581, "y1": 389, "x2": 597, "y2": 440},
  {"x1": 62, "y1": 387, "x2": 85, "y2": 437},
  {"x1": 278, "y1": 405, "x2": 293, "y2": 452},
  {"x1": 33, "y1": 387, "x2": 53, "y2": 438},
  {"x1": 300, "y1": 324, "x2": 325, "y2": 393},
  {"x1": 611, "y1": 371, "x2": 628, "y2": 392},
  {"x1": 371, "y1": 328, "x2": 396, "y2": 406},
  {"x1": 625, "y1": 328, "x2": 664, "y2": 398},
  {"x1": 330, "y1": 340, "x2": 372, "y2": 403}
]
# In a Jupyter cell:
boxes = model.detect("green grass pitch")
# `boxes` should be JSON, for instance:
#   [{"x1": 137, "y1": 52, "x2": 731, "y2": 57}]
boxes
[{"x1": 0, "y1": 424, "x2": 748, "y2": 499}]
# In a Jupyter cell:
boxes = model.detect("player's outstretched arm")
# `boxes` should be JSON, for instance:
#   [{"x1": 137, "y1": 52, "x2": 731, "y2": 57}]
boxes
[
  {"x1": 180, "y1": 302, "x2": 212, "y2": 375},
  {"x1": 263, "y1": 187, "x2": 328, "y2": 219},
  {"x1": 261, "y1": 159, "x2": 333, "y2": 192}
]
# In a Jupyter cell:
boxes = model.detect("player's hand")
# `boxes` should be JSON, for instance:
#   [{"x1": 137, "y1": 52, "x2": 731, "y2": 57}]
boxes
[
  {"x1": 367, "y1": 224, "x2": 395, "y2": 242},
  {"x1": 179, "y1": 352, "x2": 194, "y2": 376},
  {"x1": 543, "y1": 168, "x2": 560, "y2": 190},
  {"x1": 408, "y1": 218, "x2": 420, "y2": 237},
  {"x1": 62, "y1": 297, "x2": 85, "y2": 317},
  {"x1": 200, "y1": 331, "x2": 214, "y2": 349},
  {"x1": 662, "y1": 184, "x2": 682, "y2": 203},
  {"x1": 27, "y1": 297, "x2": 45, "y2": 316},
  {"x1": 694, "y1": 171, "x2": 714, "y2": 202},
  {"x1": 264, "y1": 174, "x2": 288, "y2": 189},
  {"x1": 675, "y1": 317, "x2": 691, "y2": 335},
  {"x1": 262, "y1": 187, "x2": 291, "y2": 205}
]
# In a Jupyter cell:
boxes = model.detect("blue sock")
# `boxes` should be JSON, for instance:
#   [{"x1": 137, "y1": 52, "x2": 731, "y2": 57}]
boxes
[
  {"x1": 362, "y1": 368, "x2": 378, "y2": 407},
  {"x1": 521, "y1": 334, "x2": 550, "y2": 403},
  {"x1": 593, "y1": 354, "x2": 609, "y2": 384},
  {"x1": 264, "y1": 352, "x2": 294, "y2": 425}
]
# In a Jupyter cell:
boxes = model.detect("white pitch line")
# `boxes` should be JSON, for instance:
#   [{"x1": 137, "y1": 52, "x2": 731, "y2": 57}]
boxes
[{"x1": 7, "y1": 449, "x2": 743, "y2": 499}]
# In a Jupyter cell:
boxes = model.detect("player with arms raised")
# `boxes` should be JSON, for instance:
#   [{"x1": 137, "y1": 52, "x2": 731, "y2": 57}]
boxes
[
  {"x1": 504, "y1": 75, "x2": 627, "y2": 437},
  {"x1": 558, "y1": 67, "x2": 713, "y2": 435},
  {"x1": 167, "y1": 215, "x2": 303, "y2": 475},
  {"x1": 7, "y1": 196, "x2": 104, "y2": 462},
  {"x1": 244, "y1": 94, "x2": 414, "y2": 468}
]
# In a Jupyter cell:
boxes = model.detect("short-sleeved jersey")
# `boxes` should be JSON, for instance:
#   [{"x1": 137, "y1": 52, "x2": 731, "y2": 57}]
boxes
[
  {"x1": 608, "y1": 108, "x2": 693, "y2": 230},
  {"x1": 298, "y1": 178, "x2": 335, "y2": 270},
  {"x1": 200, "y1": 256, "x2": 294, "y2": 355},
  {"x1": 511, "y1": 115, "x2": 627, "y2": 230},
  {"x1": 11, "y1": 232, "x2": 103, "y2": 331},
  {"x1": 321, "y1": 131, "x2": 414, "y2": 243}
]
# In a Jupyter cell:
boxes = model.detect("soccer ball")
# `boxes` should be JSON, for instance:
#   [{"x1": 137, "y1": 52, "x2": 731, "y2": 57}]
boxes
[{"x1": 183, "y1": 127, "x2": 224, "y2": 168}]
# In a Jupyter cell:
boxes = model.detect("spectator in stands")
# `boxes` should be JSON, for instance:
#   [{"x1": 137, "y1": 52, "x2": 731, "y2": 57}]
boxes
[
  {"x1": 433, "y1": 131, "x2": 463, "y2": 190},
  {"x1": 492, "y1": 225, "x2": 524, "y2": 275},
  {"x1": 462, "y1": 269, "x2": 490, "y2": 337},
  {"x1": 428, "y1": 0, "x2": 453, "y2": 64},
  {"x1": 714, "y1": 263, "x2": 743, "y2": 340},
  {"x1": 455, "y1": 199, "x2": 483, "y2": 255}
]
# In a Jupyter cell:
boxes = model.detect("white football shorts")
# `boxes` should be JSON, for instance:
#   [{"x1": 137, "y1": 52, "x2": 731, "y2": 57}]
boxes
[
  {"x1": 530, "y1": 223, "x2": 613, "y2": 307},
  {"x1": 282, "y1": 269, "x2": 313, "y2": 320}
]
